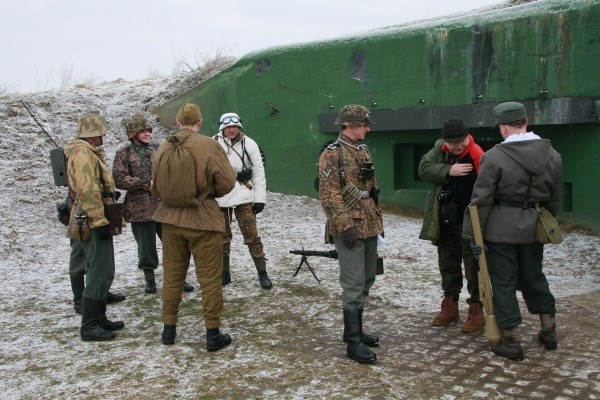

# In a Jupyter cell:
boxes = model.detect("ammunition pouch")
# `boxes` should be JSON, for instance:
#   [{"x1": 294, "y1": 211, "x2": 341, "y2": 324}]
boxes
[
  {"x1": 104, "y1": 202, "x2": 125, "y2": 236},
  {"x1": 342, "y1": 183, "x2": 362, "y2": 211},
  {"x1": 535, "y1": 203, "x2": 563, "y2": 244}
]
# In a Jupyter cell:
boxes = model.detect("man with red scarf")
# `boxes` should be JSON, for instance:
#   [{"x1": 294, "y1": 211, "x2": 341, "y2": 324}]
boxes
[{"x1": 419, "y1": 118, "x2": 485, "y2": 333}]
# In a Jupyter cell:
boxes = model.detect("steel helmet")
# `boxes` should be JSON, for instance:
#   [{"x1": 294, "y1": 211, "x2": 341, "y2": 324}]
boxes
[
  {"x1": 334, "y1": 104, "x2": 372, "y2": 127},
  {"x1": 123, "y1": 113, "x2": 152, "y2": 139},
  {"x1": 76, "y1": 113, "x2": 109, "y2": 138},
  {"x1": 219, "y1": 112, "x2": 243, "y2": 131}
]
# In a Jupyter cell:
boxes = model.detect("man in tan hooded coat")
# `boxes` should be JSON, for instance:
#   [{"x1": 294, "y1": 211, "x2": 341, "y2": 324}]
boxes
[{"x1": 152, "y1": 103, "x2": 236, "y2": 352}]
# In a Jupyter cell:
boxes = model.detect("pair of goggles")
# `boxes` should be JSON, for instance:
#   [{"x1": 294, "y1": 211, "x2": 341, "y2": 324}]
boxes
[{"x1": 219, "y1": 116, "x2": 242, "y2": 125}]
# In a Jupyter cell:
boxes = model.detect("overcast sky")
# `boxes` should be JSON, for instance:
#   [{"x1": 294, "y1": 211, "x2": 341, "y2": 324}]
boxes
[{"x1": 1, "y1": 0, "x2": 506, "y2": 93}]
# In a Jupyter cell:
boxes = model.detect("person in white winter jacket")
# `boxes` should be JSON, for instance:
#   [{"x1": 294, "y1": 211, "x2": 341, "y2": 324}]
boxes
[{"x1": 213, "y1": 112, "x2": 272, "y2": 289}]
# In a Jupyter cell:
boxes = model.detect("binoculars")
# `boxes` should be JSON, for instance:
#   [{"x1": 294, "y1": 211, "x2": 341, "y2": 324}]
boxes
[{"x1": 359, "y1": 162, "x2": 374, "y2": 179}]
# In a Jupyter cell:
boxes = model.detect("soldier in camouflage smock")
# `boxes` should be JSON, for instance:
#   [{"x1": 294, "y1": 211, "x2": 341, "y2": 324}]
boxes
[
  {"x1": 318, "y1": 104, "x2": 383, "y2": 364},
  {"x1": 64, "y1": 113, "x2": 125, "y2": 342},
  {"x1": 113, "y1": 114, "x2": 193, "y2": 294}
]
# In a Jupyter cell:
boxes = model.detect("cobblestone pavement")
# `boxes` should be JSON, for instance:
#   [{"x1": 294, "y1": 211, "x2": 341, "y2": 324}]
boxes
[{"x1": 363, "y1": 290, "x2": 600, "y2": 399}]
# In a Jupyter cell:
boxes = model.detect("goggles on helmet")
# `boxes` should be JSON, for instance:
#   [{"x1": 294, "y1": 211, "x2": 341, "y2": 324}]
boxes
[{"x1": 220, "y1": 116, "x2": 242, "y2": 125}]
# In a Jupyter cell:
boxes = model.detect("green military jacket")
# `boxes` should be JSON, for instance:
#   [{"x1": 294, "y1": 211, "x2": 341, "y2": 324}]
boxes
[{"x1": 417, "y1": 139, "x2": 451, "y2": 245}]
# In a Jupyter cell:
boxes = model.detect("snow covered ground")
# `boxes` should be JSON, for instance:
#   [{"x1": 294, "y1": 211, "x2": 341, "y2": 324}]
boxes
[{"x1": 0, "y1": 70, "x2": 598, "y2": 399}]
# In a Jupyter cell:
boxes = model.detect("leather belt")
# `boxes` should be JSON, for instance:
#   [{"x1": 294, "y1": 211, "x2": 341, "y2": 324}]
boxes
[{"x1": 495, "y1": 199, "x2": 539, "y2": 209}]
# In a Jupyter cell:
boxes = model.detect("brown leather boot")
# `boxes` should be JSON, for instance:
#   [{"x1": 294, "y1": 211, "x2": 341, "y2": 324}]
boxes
[
  {"x1": 462, "y1": 302, "x2": 486, "y2": 333},
  {"x1": 432, "y1": 296, "x2": 459, "y2": 326}
]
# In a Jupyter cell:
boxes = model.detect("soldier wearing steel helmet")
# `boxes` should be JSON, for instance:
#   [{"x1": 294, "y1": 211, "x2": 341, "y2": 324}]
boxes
[
  {"x1": 318, "y1": 104, "x2": 383, "y2": 364},
  {"x1": 112, "y1": 113, "x2": 194, "y2": 294},
  {"x1": 64, "y1": 112, "x2": 125, "y2": 341}
]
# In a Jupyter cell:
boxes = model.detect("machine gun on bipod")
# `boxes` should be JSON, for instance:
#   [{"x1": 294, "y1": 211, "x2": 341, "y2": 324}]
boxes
[
  {"x1": 290, "y1": 248, "x2": 384, "y2": 283},
  {"x1": 289, "y1": 249, "x2": 338, "y2": 283}
]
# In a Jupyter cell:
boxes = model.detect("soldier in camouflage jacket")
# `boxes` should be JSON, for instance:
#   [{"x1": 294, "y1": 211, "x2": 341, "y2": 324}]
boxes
[
  {"x1": 318, "y1": 105, "x2": 383, "y2": 364},
  {"x1": 113, "y1": 114, "x2": 193, "y2": 294},
  {"x1": 64, "y1": 113, "x2": 124, "y2": 342}
]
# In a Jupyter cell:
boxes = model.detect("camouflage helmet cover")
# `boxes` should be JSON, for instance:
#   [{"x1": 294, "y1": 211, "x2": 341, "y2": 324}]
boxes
[
  {"x1": 76, "y1": 113, "x2": 109, "y2": 138},
  {"x1": 123, "y1": 113, "x2": 152, "y2": 139},
  {"x1": 334, "y1": 104, "x2": 372, "y2": 127}
]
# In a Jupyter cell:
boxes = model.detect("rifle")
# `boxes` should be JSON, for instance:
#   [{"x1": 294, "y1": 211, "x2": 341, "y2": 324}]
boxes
[
  {"x1": 290, "y1": 249, "x2": 384, "y2": 283},
  {"x1": 468, "y1": 205, "x2": 502, "y2": 345},
  {"x1": 20, "y1": 100, "x2": 67, "y2": 187},
  {"x1": 289, "y1": 249, "x2": 338, "y2": 283}
]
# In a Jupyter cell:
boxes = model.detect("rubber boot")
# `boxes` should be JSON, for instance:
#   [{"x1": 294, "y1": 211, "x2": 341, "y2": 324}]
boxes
[
  {"x1": 432, "y1": 296, "x2": 459, "y2": 326},
  {"x1": 461, "y1": 302, "x2": 486, "y2": 333},
  {"x1": 343, "y1": 309, "x2": 380, "y2": 347},
  {"x1": 162, "y1": 324, "x2": 176, "y2": 345},
  {"x1": 143, "y1": 269, "x2": 157, "y2": 294},
  {"x1": 98, "y1": 300, "x2": 125, "y2": 331},
  {"x1": 538, "y1": 314, "x2": 558, "y2": 350},
  {"x1": 70, "y1": 274, "x2": 85, "y2": 315},
  {"x1": 222, "y1": 255, "x2": 231, "y2": 286},
  {"x1": 206, "y1": 328, "x2": 232, "y2": 352},
  {"x1": 253, "y1": 256, "x2": 272, "y2": 289},
  {"x1": 491, "y1": 327, "x2": 524, "y2": 361},
  {"x1": 343, "y1": 310, "x2": 377, "y2": 364},
  {"x1": 80, "y1": 298, "x2": 116, "y2": 341}
]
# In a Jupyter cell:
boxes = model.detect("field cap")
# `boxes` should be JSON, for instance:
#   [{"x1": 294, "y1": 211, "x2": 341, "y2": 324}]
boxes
[
  {"x1": 441, "y1": 118, "x2": 468, "y2": 143},
  {"x1": 494, "y1": 102, "x2": 527, "y2": 124},
  {"x1": 177, "y1": 103, "x2": 202, "y2": 125}
]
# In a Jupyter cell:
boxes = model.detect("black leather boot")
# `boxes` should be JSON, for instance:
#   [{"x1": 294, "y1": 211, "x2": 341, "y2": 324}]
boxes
[
  {"x1": 107, "y1": 291, "x2": 126, "y2": 304},
  {"x1": 98, "y1": 300, "x2": 124, "y2": 331},
  {"x1": 143, "y1": 269, "x2": 157, "y2": 293},
  {"x1": 343, "y1": 309, "x2": 380, "y2": 347},
  {"x1": 491, "y1": 327, "x2": 524, "y2": 361},
  {"x1": 538, "y1": 314, "x2": 558, "y2": 350},
  {"x1": 70, "y1": 274, "x2": 85, "y2": 315},
  {"x1": 343, "y1": 310, "x2": 377, "y2": 364},
  {"x1": 183, "y1": 282, "x2": 194, "y2": 292},
  {"x1": 80, "y1": 298, "x2": 116, "y2": 341},
  {"x1": 162, "y1": 324, "x2": 176, "y2": 345},
  {"x1": 222, "y1": 256, "x2": 231, "y2": 286},
  {"x1": 253, "y1": 257, "x2": 273, "y2": 289},
  {"x1": 206, "y1": 328, "x2": 232, "y2": 352},
  {"x1": 145, "y1": 279, "x2": 157, "y2": 294}
]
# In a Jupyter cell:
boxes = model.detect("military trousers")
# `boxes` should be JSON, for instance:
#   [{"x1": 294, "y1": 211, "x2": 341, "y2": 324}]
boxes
[
  {"x1": 69, "y1": 239, "x2": 86, "y2": 278},
  {"x1": 131, "y1": 221, "x2": 162, "y2": 271},
  {"x1": 486, "y1": 241, "x2": 556, "y2": 328},
  {"x1": 161, "y1": 223, "x2": 223, "y2": 329},
  {"x1": 79, "y1": 229, "x2": 115, "y2": 301},
  {"x1": 222, "y1": 203, "x2": 265, "y2": 259},
  {"x1": 437, "y1": 222, "x2": 480, "y2": 303},
  {"x1": 333, "y1": 235, "x2": 378, "y2": 310}
]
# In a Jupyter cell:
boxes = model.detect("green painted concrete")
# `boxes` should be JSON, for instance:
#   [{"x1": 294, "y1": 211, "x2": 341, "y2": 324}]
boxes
[{"x1": 154, "y1": 0, "x2": 600, "y2": 232}]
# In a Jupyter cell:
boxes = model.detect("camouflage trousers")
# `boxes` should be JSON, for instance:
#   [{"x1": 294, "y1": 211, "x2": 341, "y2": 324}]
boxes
[
  {"x1": 221, "y1": 203, "x2": 265, "y2": 259},
  {"x1": 437, "y1": 222, "x2": 480, "y2": 303},
  {"x1": 161, "y1": 223, "x2": 223, "y2": 329}
]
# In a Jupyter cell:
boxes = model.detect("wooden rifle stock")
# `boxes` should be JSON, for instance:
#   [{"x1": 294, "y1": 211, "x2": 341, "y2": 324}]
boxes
[{"x1": 468, "y1": 205, "x2": 502, "y2": 344}]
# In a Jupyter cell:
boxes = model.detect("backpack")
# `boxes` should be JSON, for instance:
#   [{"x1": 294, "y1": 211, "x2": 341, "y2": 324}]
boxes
[{"x1": 153, "y1": 135, "x2": 200, "y2": 208}]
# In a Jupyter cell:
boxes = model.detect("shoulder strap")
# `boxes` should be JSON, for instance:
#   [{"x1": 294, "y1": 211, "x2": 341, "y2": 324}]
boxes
[{"x1": 335, "y1": 141, "x2": 346, "y2": 187}]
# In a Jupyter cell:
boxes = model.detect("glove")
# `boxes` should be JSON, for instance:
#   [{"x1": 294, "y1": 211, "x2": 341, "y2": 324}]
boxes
[
  {"x1": 252, "y1": 203, "x2": 265, "y2": 214},
  {"x1": 95, "y1": 225, "x2": 112, "y2": 240},
  {"x1": 469, "y1": 242, "x2": 486, "y2": 258},
  {"x1": 340, "y1": 227, "x2": 358, "y2": 249}
]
